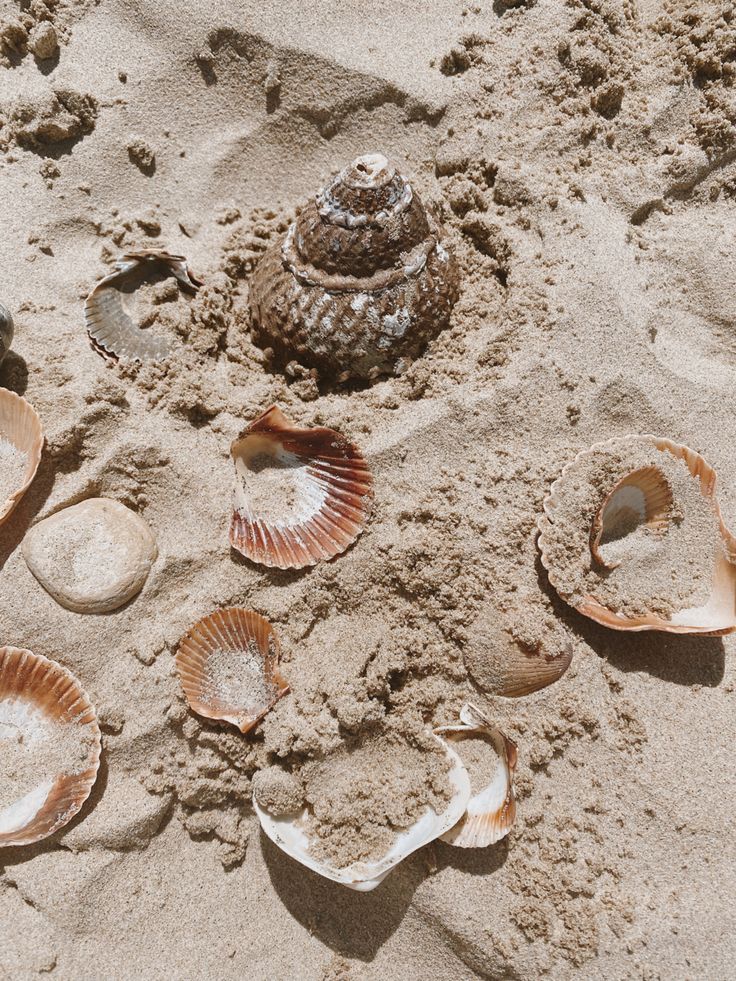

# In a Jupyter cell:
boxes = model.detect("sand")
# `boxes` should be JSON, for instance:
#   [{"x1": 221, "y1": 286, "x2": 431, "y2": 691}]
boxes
[
  {"x1": 1, "y1": 0, "x2": 736, "y2": 978},
  {"x1": 0, "y1": 438, "x2": 27, "y2": 505}
]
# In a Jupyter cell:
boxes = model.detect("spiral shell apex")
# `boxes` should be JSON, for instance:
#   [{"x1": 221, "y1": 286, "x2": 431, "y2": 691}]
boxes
[{"x1": 249, "y1": 153, "x2": 461, "y2": 382}]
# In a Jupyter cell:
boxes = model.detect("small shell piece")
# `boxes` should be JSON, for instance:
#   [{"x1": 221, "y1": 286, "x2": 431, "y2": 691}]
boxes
[
  {"x1": 0, "y1": 389, "x2": 44, "y2": 527},
  {"x1": 0, "y1": 301, "x2": 13, "y2": 364},
  {"x1": 0, "y1": 647, "x2": 101, "y2": 847},
  {"x1": 176, "y1": 607, "x2": 289, "y2": 734},
  {"x1": 84, "y1": 249, "x2": 202, "y2": 362},
  {"x1": 435, "y1": 703, "x2": 517, "y2": 848},
  {"x1": 253, "y1": 735, "x2": 471, "y2": 891},
  {"x1": 230, "y1": 405, "x2": 373, "y2": 569},
  {"x1": 590, "y1": 465, "x2": 673, "y2": 570},
  {"x1": 539, "y1": 436, "x2": 736, "y2": 634}
]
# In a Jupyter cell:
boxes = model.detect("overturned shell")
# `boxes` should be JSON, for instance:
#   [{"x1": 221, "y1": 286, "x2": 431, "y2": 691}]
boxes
[
  {"x1": 176, "y1": 608, "x2": 289, "y2": 733},
  {"x1": 590, "y1": 466, "x2": 673, "y2": 570},
  {"x1": 254, "y1": 735, "x2": 471, "y2": 891},
  {"x1": 84, "y1": 249, "x2": 201, "y2": 362},
  {"x1": 249, "y1": 152, "x2": 461, "y2": 382},
  {"x1": 0, "y1": 389, "x2": 44, "y2": 527},
  {"x1": 0, "y1": 302, "x2": 13, "y2": 364},
  {"x1": 230, "y1": 405, "x2": 373, "y2": 569},
  {"x1": 435, "y1": 703, "x2": 517, "y2": 848},
  {"x1": 0, "y1": 647, "x2": 101, "y2": 847},
  {"x1": 538, "y1": 435, "x2": 736, "y2": 634}
]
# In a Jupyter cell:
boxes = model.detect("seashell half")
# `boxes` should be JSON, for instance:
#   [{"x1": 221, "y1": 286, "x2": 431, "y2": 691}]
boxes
[
  {"x1": 176, "y1": 607, "x2": 289, "y2": 733},
  {"x1": 84, "y1": 249, "x2": 202, "y2": 362},
  {"x1": 0, "y1": 301, "x2": 13, "y2": 364},
  {"x1": 590, "y1": 466, "x2": 673, "y2": 570},
  {"x1": 0, "y1": 389, "x2": 44, "y2": 527},
  {"x1": 538, "y1": 435, "x2": 736, "y2": 634},
  {"x1": 0, "y1": 647, "x2": 101, "y2": 847},
  {"x1": 229, "y1": 405, "x2": 373, "y2": 569},
  {"x1": 435, "y1": 703, "x2": 517, "y2": 848},
  {"x1": 253, "y1": 734, "x2": 471, "y2": 891}
]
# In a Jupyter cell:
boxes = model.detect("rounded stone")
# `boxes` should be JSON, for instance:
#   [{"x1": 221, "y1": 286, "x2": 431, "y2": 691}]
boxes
[{"x1": 22, "y1": 498, "x2": 157, "y2": 614}]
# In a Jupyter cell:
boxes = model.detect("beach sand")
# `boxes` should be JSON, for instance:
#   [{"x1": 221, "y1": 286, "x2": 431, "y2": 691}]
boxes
[{"x1": 1, "y1": 0, "x2": 735, "y2": 977}]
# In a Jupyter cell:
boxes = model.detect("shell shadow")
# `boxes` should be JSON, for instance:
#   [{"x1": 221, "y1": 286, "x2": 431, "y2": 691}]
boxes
[
  {"x1": 0, "y1": 451, "x2": 56, "y2": 571},
  {"x1": 0, "y1": 352, "x2": 29, "y2": 395},
  {"x1": 431, "y1": 836, "x2": 511, "y2": 877}
]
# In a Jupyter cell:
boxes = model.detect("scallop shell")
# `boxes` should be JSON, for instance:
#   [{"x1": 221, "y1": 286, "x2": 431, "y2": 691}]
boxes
[
  {"x1": 229, "y1": 405, "x2": 373, "y2": 569},
  {"x1": 435, "y1": 703, "x2": 517, "y2": 848},
  {"x1": 176, "y1": 608, "x2": 289, "y2": 733},
  {"x1": 248, "y1": 152, "x2": 461, "y2": 382},
  {"x1": 0, "y1": 647, "x2": 101, "y2": 847},
  {"x1": 0, "y1": 389, "x2": 44, "y2": 527},
  {"x1": 84, "y1": 249, "x2": 202, "y2": 362},
  {"x1": 590, "y1": 466, "x2": 673, "y2": 570},
  {"x1": 538, "y1": 435, "x2": 736, "y2": 634},
  {"x1": 0, "y1": 302, "x2": 13, "y2": 364},
  {"x1": 253, "y1": 734, "x2": 471, "y2": 891}
]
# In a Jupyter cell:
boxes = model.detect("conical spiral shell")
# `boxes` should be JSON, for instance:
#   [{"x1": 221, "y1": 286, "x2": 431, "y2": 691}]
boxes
[
  {"x1": 175, "y1": 608, "x2": 289, "y2": 734},
  {"x1": 0, "y1": 647, "x2": 101, "y2": 847},
  {"x1": 84, "y1": 249, "x2": 201, "y2": 362},
  {"x1": 229, "y1": 405, "x2": 373, "y2": 569},
  {"x1": 0, "y1": 389, "x2": 44, "y2": 526},
  {"x1": 249, "y1": 153, "x2": 460, "y2": 381}
]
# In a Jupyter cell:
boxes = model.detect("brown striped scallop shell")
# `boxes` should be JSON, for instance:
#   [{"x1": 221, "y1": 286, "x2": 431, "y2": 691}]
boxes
[
  {"x1": 248, "y1": 152, "x2": 461, "y2": 382},
  {"x1": 0, "y1": 389, "x2": 44, "y2": 527},
  {"x1": 229, "y1": 406, "x2": 373, "y2": 569},
  {"x1": 84, "y1": 249, "x2": 202, "y2": 362},
  {"x1": 0, "y1": 647, "x2": 101, "y2": 847},
  {"x1": 175, "y1": 608, "x2": 289, "y2": 734}
]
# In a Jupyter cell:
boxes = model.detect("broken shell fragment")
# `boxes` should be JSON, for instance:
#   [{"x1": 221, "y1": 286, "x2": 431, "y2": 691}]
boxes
[
  {"x1": 538, "y1": 435, "x2": 736, "y2": 634},
  {"x1": 435, "y1": 703, "x2": 517, "y2": 848},
  {"x1": 175, "y1": 607, "x2": 289, "y2": 733},
  {"x1": 0, "y1": 301, "x2": 13, "y2": 364},
  {"x1": 253, "y1": 734, "x2": 471, "y2": 891},
  {"x1": 249, "y1": 152, "x2": 461, "y2": 381},
  {"x1": 230, "y1": 405, "x2": 373, "y2": 569},
  {"x1": 84, "y1": 249, "x2": 201, "y2": 362},
  {"x1": 0, "y1": 647, "x2": 101, "y2": 847},
  {"x1": 0, "y1": 389, "x2": 44, "y2": 527},
  {"x1": 22, "y1": 498, "x2": 157, "y2": 613}
]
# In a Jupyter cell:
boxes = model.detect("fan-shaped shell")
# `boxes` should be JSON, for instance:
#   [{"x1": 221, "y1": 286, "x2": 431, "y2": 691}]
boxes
[
  {"x1": 84, "y1": 249, "x2": 202, "y2": 362},
  {"x1": 0, "y1": 647, "x2": 101, "y2": 847},
  {"x1": 253, "y1": 734, "x2": 471, "y2": 891},
  {"x1": 590, "y1": 465, "x2": 673, "y2": 570},
  {"x1": 249, "y1": 152, "x2": 461, "y2": 381},
  {"x1": 0, "y1": 302, "x2": 13, "y2": 364},
  {"x1": 538, "y1": 435, "x2": 736, "y2": 634},
  {"x1": 435, "y1": 704, "x2": 517, "y2": 848},
  {"x1": 229, "y1": 405, "x2": 373, "y2": 569},
  {"x1": 176, "y1": 608, "x2": 289, "y2": 733},
  {"x1": 0, "y1": 389, "x2": 44, "y2": 527}
]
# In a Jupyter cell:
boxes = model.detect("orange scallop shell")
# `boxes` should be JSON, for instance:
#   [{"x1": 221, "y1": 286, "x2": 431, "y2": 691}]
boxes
[
  {"x1": 175, "y1": 608, "x2": 289, "y2": 734},
  {"x1": 229, "y1": 405, "x2": 373, "y2": 569},
  {"x1": 0, "y1": 389, "x2": 44, "y2": 526},
  {"x1": 0, "y1": 647, "x2": 101, "y2": 847}
]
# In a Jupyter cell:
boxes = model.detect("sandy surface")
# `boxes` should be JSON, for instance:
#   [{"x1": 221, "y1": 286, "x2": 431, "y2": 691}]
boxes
[{"x1": 1, "y1": 0, "x2": 736, "y2": 978}]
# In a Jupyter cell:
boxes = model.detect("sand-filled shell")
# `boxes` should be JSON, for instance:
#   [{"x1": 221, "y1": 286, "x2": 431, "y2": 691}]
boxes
[
  {"x1": 249, "y1": 152, "x2": 461, "y2": 382},
  {"x1": 0, "y1": 389, "x2": 44, "y2": 527},
  {"x1": 230, "y1": 405, "x2": 373, "y2": 569},
  {"x1": 0, "y1": 647, "x2": 101, "y2": 847},
  {"x1": 538, "y1": 435, "x2": 736, "y2": 634},
  {"x1": 435, "y1": 704, "x2": 517, "y2": 848},
  {"x1": 0, "y1": 302, "x2": 13, "y2": 365},
  {"x1": 22, "y1": 498, "x2": 157, "y2": 613},
  {"x1": 84, "y1": 249, "x2": 201, "y2": 362},
  {"x1": 254, "y1": 735, "x2": 471, "y2": 891},
  {"x1": 176, "y1": 608, "x2": 289, "y2": 733}
]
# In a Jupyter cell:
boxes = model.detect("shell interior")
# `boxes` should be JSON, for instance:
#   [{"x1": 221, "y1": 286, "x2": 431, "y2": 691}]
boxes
[
  {"x1": 0, "y1": 390, "x2": 44, "y2": 526},
  {"x1": 254, "y1": 735, "x2": 471, "y2": 891},
  {"x1": 229, "y1": 405, "x2": 373, "y2": 570},
  {"x1": 590, "y1": 465, "x2": 673, "y2": 570}
]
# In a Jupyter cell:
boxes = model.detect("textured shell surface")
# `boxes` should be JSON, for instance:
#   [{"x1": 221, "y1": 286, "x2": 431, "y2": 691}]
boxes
[
  {"x1": 0, "y1": 647, "x2": 101, "y2": 847},
  {"x1": 249, "y1": 152, "x2": 461, "y2": 382},
  {"x1": 253, "y1": 734, "x2": 471, "y2": 891},
  {"x1": 84, "y1": 249, "x2": 202, "y2": 362},
  {"x1": 0, "y1": 389, "x2": 44, "y2": 526},
  {"x1": 0, "y1": 302, "x2": 13, "y2": 364}
]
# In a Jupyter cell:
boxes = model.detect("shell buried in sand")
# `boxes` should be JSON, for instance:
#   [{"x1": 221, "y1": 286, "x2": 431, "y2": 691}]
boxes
[
  {"x1": 0, "y1": 647, "x2": 101, "y2": 847},
  {"x1": 176, "y1": 608, "x2": 289, "y2": 734},
  {"x1": 229, "y1": 405, "x2": 373, "y2": 569},
  {"x1": 84, "y1": 249, "x2": 202, "y2": 362},
  {"x1": 538, "y1": 435, "x2": 736, "y2": 634},
  {"x1": 0, "y1": 389, "x2": 44, "y2": 527},
  {"x1": 22, "y1": 498, "x2": 157, "y2": 614},
  {"x1": 435, "y1": 704, "x2": 517, "y2": 849},
  {"x1": 0, "y1": 301, "x2": 13, "y2": 364},
  {"x1": 254, "y1": 734, "x2": 471, "y2": 891}
]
